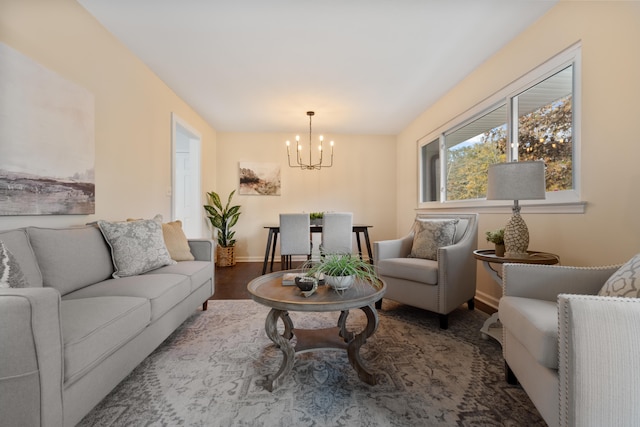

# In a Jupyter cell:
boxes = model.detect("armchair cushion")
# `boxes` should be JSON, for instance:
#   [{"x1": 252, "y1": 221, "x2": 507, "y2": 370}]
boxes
[
  {"x1": 598, "y1": 253, "x2": 640, "y2": 298},
  {"x1": 499, "y1": 296, "x2": 559, "y2": 369},
  {"x1": 408, "y1": 219, "x2": 458, "y2": 260},
  {"x1": 377, "y1": 257, "x2": 438, "y2": 284}
]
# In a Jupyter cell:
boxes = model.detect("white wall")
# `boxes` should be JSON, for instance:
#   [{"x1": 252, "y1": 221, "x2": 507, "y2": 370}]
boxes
[
  {"x1": 215, "y1": 132, "x2": 397, "y2": 261},
  {"x1": 0, "y1": 0, "x2": 217, "y2": 233},
  {"x1": 396, "y1": 1, "x2": 640, "y2": 306}
]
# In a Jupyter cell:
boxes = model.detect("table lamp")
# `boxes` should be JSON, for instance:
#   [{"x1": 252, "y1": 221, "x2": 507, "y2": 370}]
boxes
[{"x1": 486, "y1": 161, "x2": 545, "y2": 258}]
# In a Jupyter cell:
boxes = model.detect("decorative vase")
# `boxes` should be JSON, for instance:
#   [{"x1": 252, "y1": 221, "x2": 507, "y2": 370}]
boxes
[
  {"x1": 494, "y1": 244, "x2": 505, "y2": 257},
  {"x1": 217, "y1": 246, "x2": 236, "y2": 267},
  {"x1": 325, "y1": 275, "x2": 355, "y2": 291}
]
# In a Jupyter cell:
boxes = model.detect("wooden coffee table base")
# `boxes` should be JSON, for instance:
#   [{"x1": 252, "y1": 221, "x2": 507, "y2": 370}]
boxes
[{"x1": 261, "y1": 305, "x2": 379, "y2": 392}]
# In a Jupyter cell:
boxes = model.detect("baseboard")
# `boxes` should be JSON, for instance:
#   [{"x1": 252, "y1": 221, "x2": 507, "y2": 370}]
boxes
[{"x1": 474, "y1": 290, "x2": 499, "y2": 314}]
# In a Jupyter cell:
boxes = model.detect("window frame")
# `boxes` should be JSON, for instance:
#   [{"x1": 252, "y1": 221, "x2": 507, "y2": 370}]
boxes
[{"x1": 417, "y1": 43, "x2": 583, "y2": 213}]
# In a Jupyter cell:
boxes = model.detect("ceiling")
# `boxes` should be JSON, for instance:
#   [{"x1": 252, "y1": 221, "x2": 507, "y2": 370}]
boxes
[{"x1": 78, "y1": 0, "x2": 558, "y2": 135}]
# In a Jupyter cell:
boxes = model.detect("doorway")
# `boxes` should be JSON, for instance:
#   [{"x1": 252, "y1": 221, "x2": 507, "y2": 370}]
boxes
[{"x1": 171, "y1": 113, "x2": 203, "y2": 238}]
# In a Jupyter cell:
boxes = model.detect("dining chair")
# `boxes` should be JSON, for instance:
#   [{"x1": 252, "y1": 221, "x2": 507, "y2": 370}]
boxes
[
  {"x1": 279, "y1": 213, "x2": 311, "y2": 269},
  {"x1": 321, "y1": 212, "x2": 353, "y2": 255}
]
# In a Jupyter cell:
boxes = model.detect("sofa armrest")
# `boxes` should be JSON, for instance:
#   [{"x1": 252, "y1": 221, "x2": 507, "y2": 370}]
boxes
[
  {"x1": 188, "y1": 239, "x2": 215, "y2": 263},
  {"x1": 502, "y1": 263, "x2": 620, "y2": 301},
  {"x1": 374, "y1": 234, "x2": 414, "y2": 262},
  {"x1": 558, "y1": 294, "x2": 640, "y2": 427},
  {"x1": 0, "y1": 287, "x2": 64, "y2": 427}
]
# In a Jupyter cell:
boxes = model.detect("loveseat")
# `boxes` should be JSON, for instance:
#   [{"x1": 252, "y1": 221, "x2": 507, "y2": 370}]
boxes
[
  {"x1": 0, "y1": 221, "x2": 214, "y2": 427},
  {"x1": 499, "y1": 260, "x2": 640, "y2": 427}
]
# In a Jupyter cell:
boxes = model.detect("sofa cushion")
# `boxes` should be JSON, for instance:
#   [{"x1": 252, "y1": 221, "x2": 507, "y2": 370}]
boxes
[
  {"x1": 377, "y1": 257, "x2": 438, "y2": 285},
  {"x1": 408, "y1": 219, "x2": 458, "y2": 260},
  {"x1": 162, "y1": 221, "x2": 195, "y2": 261},
  {"x1": 97, "y1": 219, "x2": 176, "y2": 278},
  {"x1": 0, "y1": 241, "x2": 29, "y2": 288},
  {"x1": 60, "y1": 296, "x2": 150, "y2": 385},
  {"x1": 147, "y1": 261, "x2": 212, "y2": 292},
  {"x1": 499, "y1": 296, "x2": 559, "y2": 369},
  {"x1": 598, "y1": 253, "x2": 640, "y2": 298},
  {"x1": 62, "y1": 273, "x2": 190, "y2": 321},
  {"x1": 27, "y1": 226, "x2": 114, "y2": 295},
  {"x1": 0, "y1": 229, "x2": 43, "y2": 287}
]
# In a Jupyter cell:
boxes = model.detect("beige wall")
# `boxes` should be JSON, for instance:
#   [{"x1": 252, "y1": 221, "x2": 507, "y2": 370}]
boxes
[
  {"x1": 0, "y1": 0, "x2": 217, "y2": 233},
  {"x1": 397, "y1": 1, "x2": 640, "y2": 307},
  {"x1": 215, "y1": 132, "x2": 397, "y2": 261}
]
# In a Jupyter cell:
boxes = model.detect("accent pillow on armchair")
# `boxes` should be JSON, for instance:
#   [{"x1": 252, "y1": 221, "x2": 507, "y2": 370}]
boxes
[{"x1": 407, "y1": 219, "x2": 459, "y2": 260}]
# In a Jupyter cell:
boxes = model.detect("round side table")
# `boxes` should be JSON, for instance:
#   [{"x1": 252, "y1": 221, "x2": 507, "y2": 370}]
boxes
[{"x1": 473, "y1": 249, "x2": 560, "y2": 345}]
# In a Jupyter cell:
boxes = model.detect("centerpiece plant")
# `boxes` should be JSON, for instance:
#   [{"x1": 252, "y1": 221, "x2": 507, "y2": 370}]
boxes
[{"x1": 302, "y1": 252, "x2": 382, "y2": 291}]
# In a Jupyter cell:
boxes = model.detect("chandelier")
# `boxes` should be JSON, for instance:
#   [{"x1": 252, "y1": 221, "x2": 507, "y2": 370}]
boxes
[{"x1": 286, "y1": 111, "x2": 334, "y2": 170}]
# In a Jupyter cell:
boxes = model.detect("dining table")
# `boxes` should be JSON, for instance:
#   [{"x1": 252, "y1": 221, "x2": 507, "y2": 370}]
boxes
[{"x1": 262, "y1": 224, "x2": 373, "y2": 274}]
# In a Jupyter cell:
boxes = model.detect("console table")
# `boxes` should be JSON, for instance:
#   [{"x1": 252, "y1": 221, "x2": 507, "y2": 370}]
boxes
[{"x1": 473, "y1": 249, "x2": 560, "y2": 345}]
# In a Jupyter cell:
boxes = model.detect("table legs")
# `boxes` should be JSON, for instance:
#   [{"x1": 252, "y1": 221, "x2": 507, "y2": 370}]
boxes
[{"x1": 261, "y1": 305, "x2": 379, "y2": 391}]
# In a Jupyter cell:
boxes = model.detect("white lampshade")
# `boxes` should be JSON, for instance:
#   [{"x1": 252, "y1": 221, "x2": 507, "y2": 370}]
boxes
[{"x1": 487, "y1": 161, "x2": 546, "y2": 201}]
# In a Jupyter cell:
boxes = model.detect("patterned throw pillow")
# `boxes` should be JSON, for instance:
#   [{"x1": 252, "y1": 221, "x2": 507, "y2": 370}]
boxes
[
  {"x1": 0, "y1": 240, "x2": 29, "y2": 288},
  {"x1": 408, "y1": 219, "x2": 459, "y2": 261},
  {"x1": 162, "y1": 220, "x2": 195, "y2": 261},
  {"x1": 97, "y1": 218, "x2": 176, "y2": 278},
  {"x1": 598, "y1": 253, "x2": 640, "y2": 298}
]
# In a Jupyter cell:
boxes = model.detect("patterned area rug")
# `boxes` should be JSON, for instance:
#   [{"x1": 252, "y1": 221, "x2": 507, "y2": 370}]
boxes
[{"x1": 79, "y1": 300, "x2": 544, "y2": 426}]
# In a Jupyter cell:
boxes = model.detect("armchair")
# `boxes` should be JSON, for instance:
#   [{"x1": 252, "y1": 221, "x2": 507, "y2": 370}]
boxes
[
  {"x1": 500, "y1": 262, "x2": 640, "y2": 427},
  {"x1": 374, "y1": 213, "x2": 478, "y2": 329}
]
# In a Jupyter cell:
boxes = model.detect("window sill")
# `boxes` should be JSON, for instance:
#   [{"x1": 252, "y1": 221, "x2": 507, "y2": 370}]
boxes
[{"x1": 417, "y1": 200, "x2": 586, "y2": 214}]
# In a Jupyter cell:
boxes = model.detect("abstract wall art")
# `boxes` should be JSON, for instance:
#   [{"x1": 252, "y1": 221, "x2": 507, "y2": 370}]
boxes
[
  {"x1": 0, "y1": 43, "x2": 95, "y2": 215},
  {"x1": 239, "y1": 162, "x2": 281, "y2": 196}
]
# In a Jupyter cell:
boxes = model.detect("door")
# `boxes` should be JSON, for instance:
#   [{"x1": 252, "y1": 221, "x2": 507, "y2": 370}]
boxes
[{"x1": 172, "y1": 113, "x2": 203, "y2": 238}]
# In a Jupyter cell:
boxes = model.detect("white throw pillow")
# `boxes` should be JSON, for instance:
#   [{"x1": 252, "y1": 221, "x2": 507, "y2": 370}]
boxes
[
  {"x1": 408, "y1": 219, "x2": 459, "y2": 261},
  {"x1": 0, "y1": 240, "x2": 29, "y2": 288},
  {"x1": 98, "y1": 217, "x2": 176, "y2": 278},
  {"x1": 598, "y1": 253, "x2": 640, "y2": 298}
]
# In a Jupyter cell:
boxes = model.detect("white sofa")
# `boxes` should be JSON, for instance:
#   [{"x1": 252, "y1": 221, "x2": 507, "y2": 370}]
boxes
[
  {"x1": 499, "y1": 262, "x2": 640, "y2": 427},
  {"x1": 0, "y1": 224, "x2": 215, "y2": 427}
]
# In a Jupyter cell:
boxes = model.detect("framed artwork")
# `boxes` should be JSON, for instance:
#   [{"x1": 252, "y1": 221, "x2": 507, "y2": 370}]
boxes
[
  {"x1": 0, "y1": 43, "x2": 95, "y2": 215},
  {"x1": 239, "y1": 162, "x2": 281, "y2": 196}
]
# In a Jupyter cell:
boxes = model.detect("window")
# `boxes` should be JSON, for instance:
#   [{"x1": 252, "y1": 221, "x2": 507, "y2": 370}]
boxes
[{"x1": 419, "y1": 44, "x2": 580, "y2": 209}]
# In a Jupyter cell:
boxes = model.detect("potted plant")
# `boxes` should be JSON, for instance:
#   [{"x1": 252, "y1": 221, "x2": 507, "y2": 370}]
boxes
[
  {"x1": 204, "y1": 190, "x2": 241, "y2": 267},
  {"x1": 303, "y1": 253, "x2": 381, "y2": 291},
  {"x1": 309, "y1": 212, "x2": 324, "y2": 226},
  {"x1": 485, "y1": 228, "x2": 505, "y2": 257}
]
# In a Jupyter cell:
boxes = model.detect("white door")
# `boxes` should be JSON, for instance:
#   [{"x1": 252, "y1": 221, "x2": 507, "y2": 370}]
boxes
[{"x1": 172, "y1": 114, "x2": 203, "y2": 238}]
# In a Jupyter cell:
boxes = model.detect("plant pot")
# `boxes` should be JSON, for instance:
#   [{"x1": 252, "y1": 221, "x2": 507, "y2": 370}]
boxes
[
  {"x1": 325, "y1": 275, "x2": 355, "y2": 291},
  {"x1": 494, "y1": 244, "x2": 505, "y2": 257},
  {"x1": 217, "y1": 246, "x2": 236, "y2": 267},
  {"x1": 310, "y1": 218, "x2": 323, "y2": 226}
]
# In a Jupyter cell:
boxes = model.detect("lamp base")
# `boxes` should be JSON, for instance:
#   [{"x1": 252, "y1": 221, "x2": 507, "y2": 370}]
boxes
[{"x1": 504, "y1": 212, "x2": 529, "y2": 258}]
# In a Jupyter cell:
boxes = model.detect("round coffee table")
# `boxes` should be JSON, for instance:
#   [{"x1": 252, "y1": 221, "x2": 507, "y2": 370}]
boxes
[{"x1": 247, "y1": 269, "x2": 386, "y2": 391}]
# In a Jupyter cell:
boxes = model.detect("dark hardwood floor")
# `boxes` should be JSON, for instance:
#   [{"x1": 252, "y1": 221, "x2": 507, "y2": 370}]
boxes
[
  {"x1": 210, "y1": 261, "x2": 496, "y2": 315},
  {"x1": 211, "y1": 261, "x2": 305, "y2": 300}
]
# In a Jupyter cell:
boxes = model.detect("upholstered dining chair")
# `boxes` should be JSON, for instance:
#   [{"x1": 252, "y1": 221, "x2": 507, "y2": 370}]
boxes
[
  {"x1": 279, "y1": 213, "x2": 311, "y2": 270},
  {"x1": 321, "y1": 212, "x2": 353, "y2": 255},
  {"x1": 374, "y1": 213, "x2": 478, "y2": 329}
]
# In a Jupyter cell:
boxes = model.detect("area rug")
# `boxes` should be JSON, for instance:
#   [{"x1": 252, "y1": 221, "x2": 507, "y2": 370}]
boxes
[{"x1": 79, "y1": 300, "x2": 544, "y2": 426}]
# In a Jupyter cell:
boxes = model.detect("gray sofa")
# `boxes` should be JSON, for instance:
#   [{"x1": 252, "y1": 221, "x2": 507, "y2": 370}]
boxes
[{"x1": 0, "y1": 225, "x2": 215, "y2": 427}]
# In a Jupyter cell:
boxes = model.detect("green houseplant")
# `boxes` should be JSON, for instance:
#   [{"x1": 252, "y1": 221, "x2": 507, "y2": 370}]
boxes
[
  {"x1": 204, "y1": 190, "x2": 241, "y2": 266},
  {"x1": 309, "y1": 212, "x2": 324, "y2": 226},
  {"x1": 485, "y1": 228, "x2": 505, "y2": 257},
  {"x1": 303, "y1": 253, "x2": 381, "y2": 291}
]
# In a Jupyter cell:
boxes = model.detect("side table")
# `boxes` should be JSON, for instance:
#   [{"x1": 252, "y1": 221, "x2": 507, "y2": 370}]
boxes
[{"x1": 473, "y1": 249, "x2": 560, "y2": 345}]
